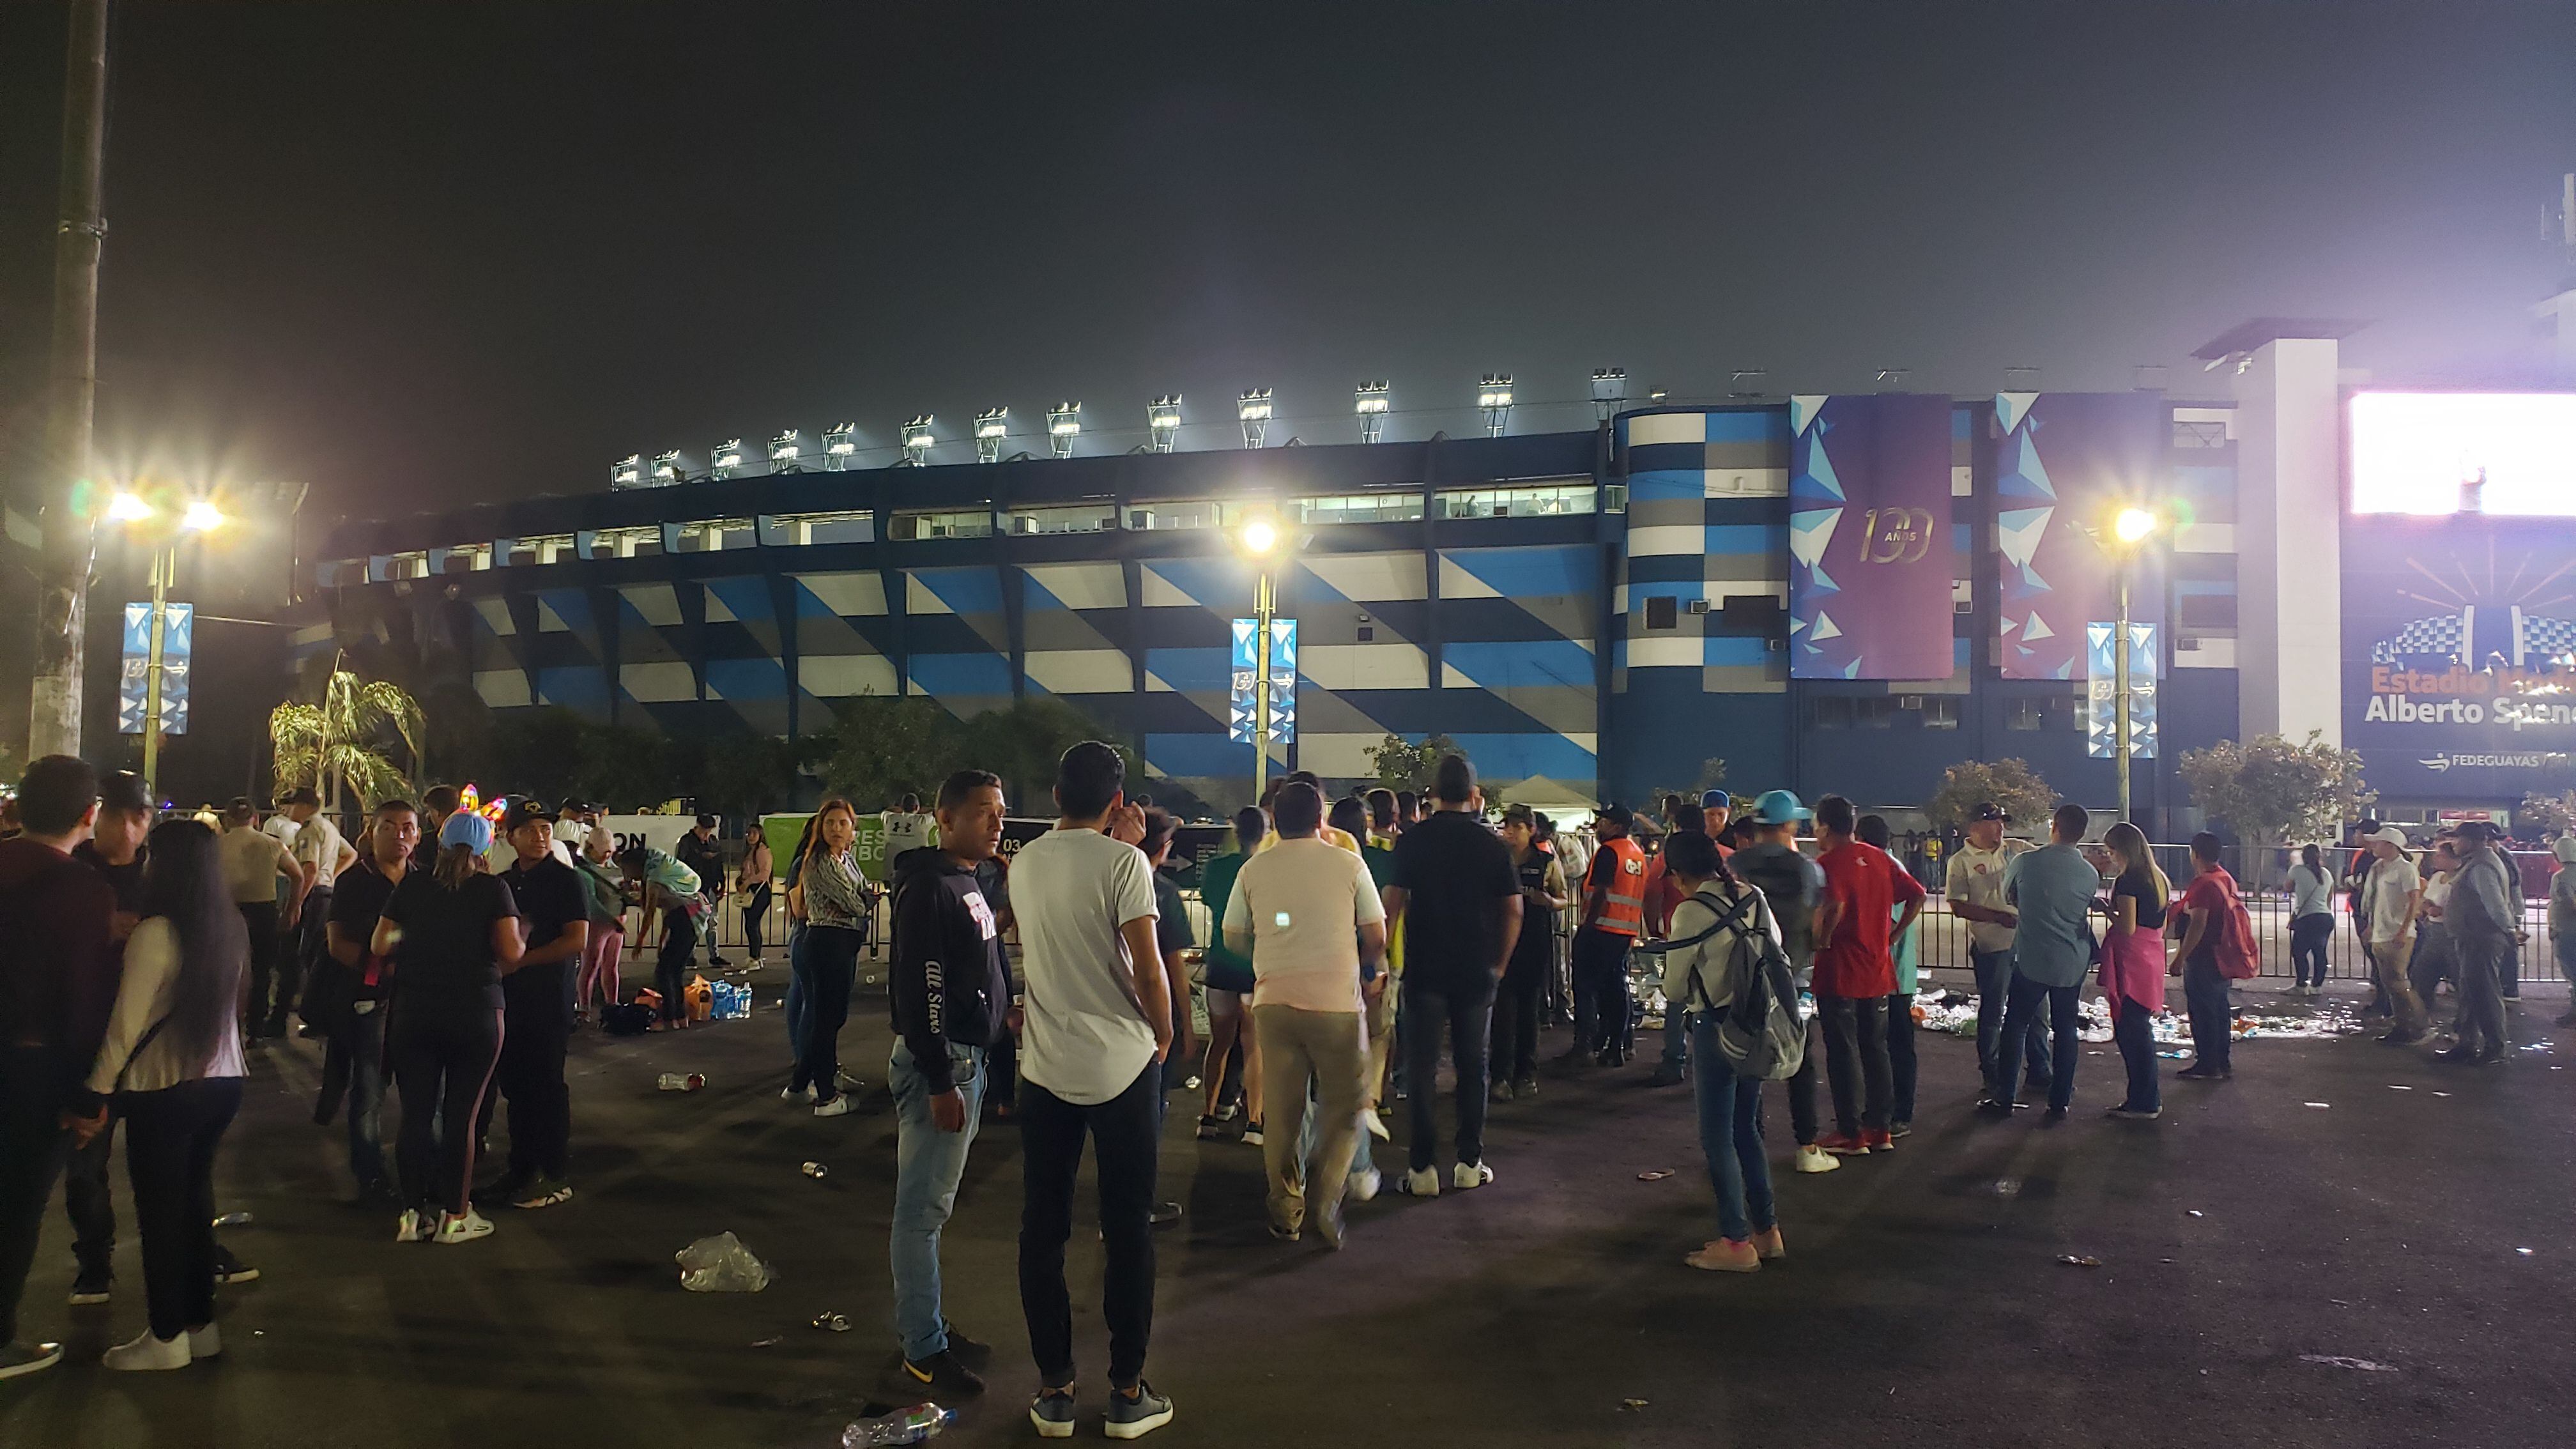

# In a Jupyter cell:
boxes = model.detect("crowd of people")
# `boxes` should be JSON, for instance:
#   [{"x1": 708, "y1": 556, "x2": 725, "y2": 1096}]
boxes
[{"x1": 4, "y1": 740, "x2": 2571, "y2": 1443}]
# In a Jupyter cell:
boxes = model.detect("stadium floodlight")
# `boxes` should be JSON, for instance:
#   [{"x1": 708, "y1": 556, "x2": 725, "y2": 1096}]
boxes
[
  {"x1": 1355, "y1": 380, "x2": 1390, "y2": 444},
  {"x1": 1478, "y1": 374, "x2": 1514, "y2": 438},
  {"x1": 901, "y1": 415, "x2": 936, "y2": 466},
  {"x1": 652, "y1": 448, "x2": 684, "y2": 483},
  {"x1": 107, "y1": 490, "x2": 154, "y2": 523},
  {"x1": 1046, "y1": 401, "x2": 1082, "y2": 459},
  {"x1": 180, "y1": 500, "x2": 224, "y2": 533},
  {"x1": 822, "y1": 422, "x2": 857, "y2": 469},
  {"x1": 1237, "y1": 388, "x2": 1273, "y2": 448},
  {"x1": 975, "y1": 406, "x2": 1009, "y2": 463},
  {"x1": 767, "y1": 429, "x2": 804, "y2": 472},
  {"x1": 1148, "y1": 395, "x2": 1183, "y2": 454},
  {"x1": 1590, "y1": 367, "x2": 1627, "y2": 424},
  {"x1": 710, "y1": 438, "x2": 746, "y2": 479},
  {"x1": 610, "y1": 454, "x2": 644, "y2": 489}
]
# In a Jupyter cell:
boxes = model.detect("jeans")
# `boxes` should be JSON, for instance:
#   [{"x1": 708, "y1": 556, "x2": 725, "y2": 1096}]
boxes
[
  {"x1": 0, "y1": 1047, "x2": 73, "y2": 1344},
  {"x1": 1018, "y1": 1064, "x2": 1160, "y2": 1388},
  {"x1": 656, "y1": 910, "x2": 700, "y2": 1022},
  {"x1": 391, "y1": 999, "x2": 504, "y2": 1216},
  {"x1": 1402, "y1": 979, "x2": 1495, "y2": 1172},
  {"x1": 702, "y1": 892, "x2": 726, "y2": 965},
  {"x1": 1490, "y1": 954, "x2": 1545, "y2": 1083},
  {"x1": 65, "y1": 1109, "x2": 117, "y2": 1278},
  {"x1": 288, "y1": 885, "x2": 334, "y2": 1027},
  {"x1": 1816, "y1": 992, "x2": 1892, "y2": 1135},
  {"x1": 2183, "y1": 959, "x2": 2234, "y2": 1074},
  {"x1": 1659, "y1": 1001, "x2": 1690, "y2": 1075},
  {"x1": 1887, "y1": 992, "x2": 1917, "y2": 1124},
  {"x1": 742, "y1": 886, "x2": 771, "y2": 959},
  {"x1": 1690, "y1": 1015, "x2": 1775, "y2": 1243},
  {"x1": 1972, "y1": 946, "x2": 2048, "y2": 1089},
  {"x1": 343, "y1": 1002, "x2": 389, "y2": 1184},
  {"x1": 889, "y1": 1041, "x2": 986, "y2": 1361},
  {"x1": 783, "y1": 922, "x2": 809, "y2": 1067},
  {"x1": 496, "y1": 966, "x2": 572, "y2": 1179},
  {"x1": 792, "y1": 925, "x2": 862, "y2": 1101},
  {"x1": 1996, "y1": 975, "x2": 2083, "y2": 1109},
  {"x1": 1570, "y1": 927, "x2": 1634, "y2": 1057},
  {"x1": 1254, "y1": 1006, "x2": 1367, "y2": 1235},
  {"x1": 241, "y1": 900, "x2": 285, "y2": 1028},
  {"x1": 2289, "y1": 912, "x2": 2334, "y2": 987},
  {"x1": 123, "y1": 1077, "x2": 241, "y2": 1341},
  {"x1": 2111, "y1": 997, "x2": 2160, "y2": 1111},
  {"x1": 2453, "y1": 935, "x2": 2510, "y2": 1057}
]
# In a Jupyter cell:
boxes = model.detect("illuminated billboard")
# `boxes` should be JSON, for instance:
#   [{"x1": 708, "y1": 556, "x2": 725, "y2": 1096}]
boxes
[{"x1": 2348, "y1": 392, "x2": 2576, "y2": 517}]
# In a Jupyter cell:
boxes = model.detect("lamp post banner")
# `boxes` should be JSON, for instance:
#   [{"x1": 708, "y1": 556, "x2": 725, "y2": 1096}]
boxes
[
  {"x1": 1788, "y1": 392, "x2": 1958, "y2": 680},
  {"x1": 118, "y1": 601, "x2": 192, "y2": 736},
  {"x1": 1991, "y1": 392, "x2": 2167, "y2": 680}
]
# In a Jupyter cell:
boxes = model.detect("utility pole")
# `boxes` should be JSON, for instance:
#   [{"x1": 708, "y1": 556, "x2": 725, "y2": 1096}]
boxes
[{"x1": 29, "y1": 0, "x2": 110, "y2": 760}]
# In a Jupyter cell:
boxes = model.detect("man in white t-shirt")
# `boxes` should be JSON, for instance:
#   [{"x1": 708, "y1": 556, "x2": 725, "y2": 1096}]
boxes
[
  {"x1": 1943, "y1": 804, "x2": 2044, "y2": 1091},
  {"x1": 885, "y1": 795, "x2": 935, "y2": 861},
  {"x1": 2361, "y1": 826, "x2": 2427, "y2": 1043},
  {"x1": 1223, "y1": 781, "x2": 1386, "y2": 1246},
  {"x1": 1006, "y1": 742, "x2": 1176, "y2": 1441}
]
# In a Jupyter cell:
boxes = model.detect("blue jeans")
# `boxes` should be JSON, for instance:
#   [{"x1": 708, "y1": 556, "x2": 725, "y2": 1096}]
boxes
[
  {"x1": 2183, "y1": 958, "x2": 2233, "y2": 1074},
  {"x1": 1660, "y1": 1002, "x2": 1690, "y2": 1073},
  {"x1": 346, "y1": 1001, "x2": 388, "y2": 1185},
  {"x1": 1974, "y1": 946, "x2": 2050, "y2": 1093},
  {"x1": 889, "y1": 1041, "x2": 987, "y2": 1360},
  {"x1": 1996, "y1": 975, "x2": 2083, "y2": 1110},
  {"x1": 1689, "y1": 1015, "x2": 1774, "y2": 1243}
]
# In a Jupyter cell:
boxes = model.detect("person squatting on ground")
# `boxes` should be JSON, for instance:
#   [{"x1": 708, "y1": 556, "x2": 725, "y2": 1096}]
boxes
[
  {"x1": 1809, "y1": 795, "x2": 1923, "y2": 1153},
  {"x1": 885, "y1": 770, "x2": 1015, "y2": 1400},
  {"x1": 1384, "y1": 755, "x2": 1521, "y2": 1197}
]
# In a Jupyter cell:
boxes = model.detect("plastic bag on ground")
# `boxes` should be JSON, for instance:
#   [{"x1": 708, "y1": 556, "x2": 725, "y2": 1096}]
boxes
[
  {"x1": 675, "y1": 1231, "x2": 772, "y2": 1292},
  {"x1": 843, "y1": 1404, "x2": 956, "y2": 1446}
]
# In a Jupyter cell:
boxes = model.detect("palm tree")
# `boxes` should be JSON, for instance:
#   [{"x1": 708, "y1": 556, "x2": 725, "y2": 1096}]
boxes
[{"x1": 270, "y1": 666, "x2": 425, "y2": 811}]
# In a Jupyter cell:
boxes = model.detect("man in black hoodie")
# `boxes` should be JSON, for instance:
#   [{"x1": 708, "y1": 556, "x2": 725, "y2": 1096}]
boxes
[{"x1": 887, "y1": 769, "x2": 1013, "y2": 1399}]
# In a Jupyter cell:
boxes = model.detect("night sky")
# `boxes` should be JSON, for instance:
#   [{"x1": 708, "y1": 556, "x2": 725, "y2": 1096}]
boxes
[{"x1": 1, "y1": 1, "x2": 2570, "y2": 530}]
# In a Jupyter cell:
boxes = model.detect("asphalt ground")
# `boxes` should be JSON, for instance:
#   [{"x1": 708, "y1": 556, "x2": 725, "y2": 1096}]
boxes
[{"x1": 4, "y1": 965, "x2": 2570, "y2": 1449}]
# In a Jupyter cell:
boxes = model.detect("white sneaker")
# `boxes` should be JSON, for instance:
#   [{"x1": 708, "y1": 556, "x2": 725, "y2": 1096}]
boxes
[
  {"x1": 394, "y1": 1209, "x2": 429, "y2": 1243},
  {"x1": 1240, "y1": 1124, "x2": 1265, "y2": 1146},
  {"x1": 1400, "y1": 1167, "x2": 1440, "y2": 1197},
  {"x1": 1347, "y1": 1167, "x2": 1382, "y2": 1202},
  {"x1": 1794, "y1": 1144, "x2": 1843, "y2": 1175},
  {"x1": 1452, "y1": 1160, "x2": 1494, "y2": 1191},
  {"x1": 781, "y1": 1085, "x2": 816, "y2": 1103},
  {"x1": 433, "y1": 1210, "x2": 496, "y2": 1245},
  {"x1": 185, "y1": 1323, "x2": 222, "y2": 1359},
  {"x1": 813, "y1": 1095, "x2": 856, "y2": 1118},
  {"x1": 102, "y1": 1329, "x2": 190, "y2": 1372}
]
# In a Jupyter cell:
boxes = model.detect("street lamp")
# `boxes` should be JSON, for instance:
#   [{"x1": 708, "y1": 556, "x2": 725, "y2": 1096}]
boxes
[
  {"x1": 2109, "y1": 506, "x2": 2160, "y2": 824},
  {"x1": 112, "y1": 494, "x2": 223, "y2": 800},
  {"x1": 1238, "y1": 516, "x2": 1285, "y2": 802}
]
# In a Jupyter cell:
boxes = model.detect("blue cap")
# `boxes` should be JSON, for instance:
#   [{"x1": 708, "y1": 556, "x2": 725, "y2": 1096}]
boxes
[
  {"x1": 1749, "y1": 790, "x2": 1812, "y2": 825},
  {"x1": 1699, "y1": 789, "x2": 1731, "y2": 811},
  {"x1": 440, "y1": 810, "x2": 494, "y2": 854}
]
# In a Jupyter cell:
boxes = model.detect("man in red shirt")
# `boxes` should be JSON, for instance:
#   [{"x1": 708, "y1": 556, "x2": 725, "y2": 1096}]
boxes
[{"x1": 1809, "y1": 793, "x2": 1924, "y2": 1155}]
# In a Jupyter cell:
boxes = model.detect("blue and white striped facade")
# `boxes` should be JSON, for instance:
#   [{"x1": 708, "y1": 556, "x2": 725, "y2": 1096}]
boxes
[{"x1": 320, "y1": 395, "x2": 2246, "y2": 825}]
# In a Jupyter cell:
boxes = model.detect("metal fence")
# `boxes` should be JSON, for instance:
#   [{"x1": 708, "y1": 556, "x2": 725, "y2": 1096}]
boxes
[{"x1": 1905, "y1": 844, "x2": 2566, "y2": 985}]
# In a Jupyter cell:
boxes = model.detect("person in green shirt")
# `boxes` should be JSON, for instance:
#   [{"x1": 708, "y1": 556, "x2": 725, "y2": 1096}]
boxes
[{"x1": 1195, "y1": 808, "x2": 1266, "y2": 1140}]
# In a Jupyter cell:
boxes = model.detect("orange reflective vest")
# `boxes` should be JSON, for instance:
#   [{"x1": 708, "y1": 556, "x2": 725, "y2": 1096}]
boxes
[{"x1": 1584, "y1": 835, "x2": 1648, "y2": 937}]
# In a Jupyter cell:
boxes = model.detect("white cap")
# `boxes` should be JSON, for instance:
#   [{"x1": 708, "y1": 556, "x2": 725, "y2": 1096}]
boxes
[
  {"x1": 2554, "y1": 836, "x2": 2576, "y2": 865},
  {"x1": 2369, "y1": 825, "x2": 2411, "y2": 848}
]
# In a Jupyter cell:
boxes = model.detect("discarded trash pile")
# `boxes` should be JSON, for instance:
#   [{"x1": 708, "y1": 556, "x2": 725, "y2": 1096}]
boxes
[{"x1": 1909, "y1": 991, "x2": 2370, "y2": 1045}]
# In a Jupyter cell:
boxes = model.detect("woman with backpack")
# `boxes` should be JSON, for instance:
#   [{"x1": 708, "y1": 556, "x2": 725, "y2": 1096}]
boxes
[
  {"x1": 80, "y1": 820, "x2": 248, "y2": 1370},
  {"x1": 2099, "y1": 823, "x2": 2170, "y2": 1119},
  {"x1": 1653, "y1": 830, "x2": 1786, "y2": 1274}
]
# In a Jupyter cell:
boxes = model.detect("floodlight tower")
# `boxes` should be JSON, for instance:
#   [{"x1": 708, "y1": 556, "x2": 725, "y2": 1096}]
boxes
[
  {"x1": 901, "y1": 415, "x2": 936, "y2": 466},
  {"x1": 1590, "y1": 368, "x2": 1627, "y2": 424},
  {"x1": 1046, "y1": 402, "x2": 1082, "y2": 459},
  {"x1": 1355, "y1": 381, "x2": 1390, "y2": 443},
  {"x1": 767, "y1": 429, "x2": 804, "y2": 473},
  {"x1": 1237, "y1": 388, "x2": 1273, "y2": 448},
  {"x1": 710, "y1": 438, "x2": 746, "y2": 480},
  {"x1": 975, "y1": 408, "x2": 1009, "y2": 464},
  {"x1": 652, "y1": 449, "x2": 684, "y2": 484},
  {"x1": 822, "y1": 423, "x2": 857, "y2": 470},
  {"x1": 1148, "y1": 395, "x2": 1183, "y2": 453},
  {"x1": 1478, "y1": 374, "x2": 1514, "y2": 438},
  {"x1": 610, "y1": 454, "x2": 643, "y2": 489}
]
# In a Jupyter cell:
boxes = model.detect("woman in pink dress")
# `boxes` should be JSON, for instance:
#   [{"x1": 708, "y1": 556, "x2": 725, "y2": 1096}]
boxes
[{"x1": 2099, "y1": 822, "x2": 2170, "y2": 1120}]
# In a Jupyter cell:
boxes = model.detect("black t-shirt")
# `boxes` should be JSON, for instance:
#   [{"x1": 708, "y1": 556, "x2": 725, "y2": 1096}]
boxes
[
  {"x1": 1389, "y1": 810, "x2": 1519, "y2": 992},
  {"x1": 73, "y1": 842, "x2": 145, "y2": 914},
  {"x1": 1153, "y1": 869, "x2": 1194, "y2": 959},
  {"x1": 381, "y1": 870, "x2": 519, "y2": 1008},
  {"x1": 2113, "y1": 871, "x2": 2168, "y2": 932},
  {"x1": 675, "y1": 832, "x2": 723, "y2": 893},
  {"x1": 1510, "y1": 850, "x2": 1556, "y2": 970},
  {"x1": 328, "y1": 860, "x2": 403, "y2": 1000},
  {"x1": 502, "y1": 856, "x2": 588, "y2": 958}
]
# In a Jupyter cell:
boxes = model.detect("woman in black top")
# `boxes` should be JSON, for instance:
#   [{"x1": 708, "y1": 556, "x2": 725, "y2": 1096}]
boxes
[{"x1": 374, "y1": 811, "x2": 521, "y2": 1245}]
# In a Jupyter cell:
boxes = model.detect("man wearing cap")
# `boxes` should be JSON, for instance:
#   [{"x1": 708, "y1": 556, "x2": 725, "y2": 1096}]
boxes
[
  {"x1": 280, "y1": 787, "x2": 356, "y2": 1039},
  {"x1": 1731, "y1": 791, "x2": 1837, "y2": 1174},
  {"x1": 218, "y1": 798, "x2": 308, "y2": 1038},
  {"x1": 486, "y1": 802, "x2": 588, "y2": 1209},
  {"x1": 2361, "y1": 826, "x2": 2428, "y2": 1045},
  {"x1": 1562, "y1": 803, "x2": 1647, "y2": 1067},
  {"x1": 1945, "y1": 804, "x2": 2046, "y2": 1093}
]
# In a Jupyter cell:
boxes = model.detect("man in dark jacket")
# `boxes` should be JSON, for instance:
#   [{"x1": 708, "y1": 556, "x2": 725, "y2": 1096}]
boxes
[
  {"x1": 886, "y1": 769, "x2": 1013, "y2": 1399},
  {"x1": 2442, "y1": 821, "x2": 2519, "y2": 1065},
  {"x1": 0, "y1": 756, "x2": 118, "y2": 1380}
]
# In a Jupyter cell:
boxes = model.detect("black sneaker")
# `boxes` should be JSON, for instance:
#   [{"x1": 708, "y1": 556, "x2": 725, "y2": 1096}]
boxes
[
  {"x1": 0, "y1": 1341, "x2": 63, "y2": 1381},
  {"x1": 1030, "y1": 1386, "x2": 1077, "y2": 1439},
  {"x1": 900, "y1": 1348, "x2": 985, "y2": 1399},
  {"x1": 1194, "y1": 1115, "x2": 1225, "y2": 1141},
  {"x1": 1511, "y1": 1075, "x2": 1538, "y2": 1099},
  {"x1": 1105, "y1": 1380, "x2": 1175, "y2": 1440},
  {"x1": 946, "y1": 1330, "x2": 994, "y2": 1368},
  {"x1": 67, "y1": 1269, "x2": 110, "y2": 1307},
  {"x1": 212, "y1": 1246, "x2": 259, "y2": 1285}
]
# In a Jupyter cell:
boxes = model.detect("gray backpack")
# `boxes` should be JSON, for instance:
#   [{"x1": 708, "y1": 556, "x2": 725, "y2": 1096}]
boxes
[{"x1": 1659, "y1": 886, "x2": 1807, "y2": 1082}]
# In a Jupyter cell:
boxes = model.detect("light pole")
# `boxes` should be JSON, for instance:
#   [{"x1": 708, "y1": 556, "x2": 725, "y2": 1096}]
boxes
[
  {"x1": 110, "y1": 491, "x2": 222, "y2": 800},
  {"x1": 1239, "y1": 518, "x2": 1281, "y2": 803},
  {"x1": 2110, "y1": 506, "x2": 2159, "y2": 825}
]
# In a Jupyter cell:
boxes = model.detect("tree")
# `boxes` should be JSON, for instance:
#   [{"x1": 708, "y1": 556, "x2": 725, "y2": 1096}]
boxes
[
  {"x1": 1364, "y1": 733, "x2": 1460, "y2": 794},
  {"x1": 1924, "y1": 758, "x2": 2058, "y2": 835},
  {"x1": 1648, "y1": 757, "x2": 1729, "y2": 814},
  {"x1": 960, "y1": 696, "x2": 1131, "y2": 812},
  {"x1": 812, "y1": 695, "x2": 965, "y2": 811},
  {"x1": 270, "y1": 669, "x2": 425, "y2": 809},
  {"x1": 2518, "y1": 789, "x2": 2576, "y2": 838},
  {"x1": 685, "y1": 732, "x2": 826, "y2": 822},
  {"x1": 2179, "y1": 730, "x2": 2374, "y2": 857}
]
